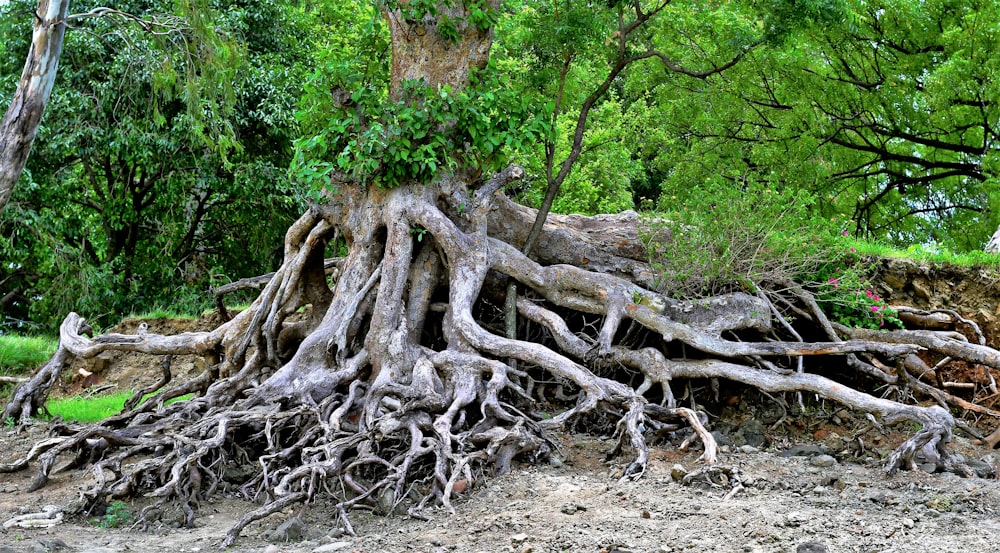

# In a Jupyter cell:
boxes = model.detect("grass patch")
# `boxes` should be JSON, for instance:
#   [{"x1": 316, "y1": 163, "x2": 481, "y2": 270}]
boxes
[
  {"x1": 45, "y1": 391, "x2": 194, "y2": 422},
  {"x1": 0, "y1": 334, "x2": 58, "y2": 374},
  {"x1": 850, "y1": 240, "x2": 1000, "y2": 269}
]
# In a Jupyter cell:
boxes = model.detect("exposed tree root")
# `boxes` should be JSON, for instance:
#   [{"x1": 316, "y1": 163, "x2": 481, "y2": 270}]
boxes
[{"x1": 3, "y1": 176, "x2": 999, "y2": 544}]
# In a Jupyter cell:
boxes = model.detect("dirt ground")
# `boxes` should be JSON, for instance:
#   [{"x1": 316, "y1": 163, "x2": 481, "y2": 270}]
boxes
[{"x1": 2, "y1": 421, "x2": 999, "y2": 553}]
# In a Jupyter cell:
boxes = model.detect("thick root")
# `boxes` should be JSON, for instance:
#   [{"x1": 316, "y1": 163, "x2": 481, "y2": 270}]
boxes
[{"x1": 3, "y1": 181, "x2": 998, "y2": 545}]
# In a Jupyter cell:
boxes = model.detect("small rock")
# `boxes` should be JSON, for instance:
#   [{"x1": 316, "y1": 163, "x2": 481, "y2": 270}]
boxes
[
  {"x1": 809, "y1": 454, "x2": 837, "y2": 467},
  {"x1": 36, "y1": 539, "x2": 69, "y2": 552},
  {"x1": 779, "y1": 444, "x2": 830, "y2": 458},
  {"x1": 919, "y1": 463, "x2": 937, "y2": 474},
  {"x1": 511, "y1": 533, "x2": 528, "y2": 543},
  {"x1": 312, "y1": 542, "x2": 353, "y2": 553},
  {"x1": 812, "y1": 486, "x2": 827, "y2": 494},
  {"x1": 269, "y1": 516, "x2": 307, "y2": 543},
  {"x1": 560, "y1": 503, "x2": 584, "y2": 515},
  {"x1": 902, "y1": 518, "x2": 915, "y2": 529},
  {"x1": 797, "y1": 539, "x2": 828, "y2": 553},
  {"x1": 739, "y1": 445, "x2": 759, "y2": 454},
  {"x1": 670, "y1": 464, "x2": 688, "y2": 481},
  {"x1": 263, "y1": 545, "x2": 280, "y2": 553}
]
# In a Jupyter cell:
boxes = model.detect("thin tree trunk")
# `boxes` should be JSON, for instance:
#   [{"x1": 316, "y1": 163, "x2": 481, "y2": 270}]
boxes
[{"x1": 0, "y1": 0, "x2": 70, "y2": 213}]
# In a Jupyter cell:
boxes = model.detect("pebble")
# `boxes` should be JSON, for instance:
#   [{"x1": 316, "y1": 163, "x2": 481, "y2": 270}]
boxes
[
  {"x1": 560, "y1": 503, "x2": 586, "y2": 514},
  {"x1": 670, "y1": 464, "x2": 688, "y2": 481},
  {"x1": 902, "y1": 518, "x2": 915, "y2": 529},
  {"x1": 810, "y1": 454, "x2": 837, "y2": 467},
  {"x1": 796, "y1": 540, "x2": 828, "y2": 553},
  {"x1": 739, "y1": 445, "x2": 759, "y2": 454},
  {"x1": 511, "y1": 533, "x2": 528, "y2": 543},
  {"x1": 264, "y1": 546, "x2": 280, "y2": 553}
]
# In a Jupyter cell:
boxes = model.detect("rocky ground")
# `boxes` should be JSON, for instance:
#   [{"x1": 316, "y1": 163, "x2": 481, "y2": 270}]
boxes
[{"x1": 2, "y1": 420, "x2": 999, "y2": 553}]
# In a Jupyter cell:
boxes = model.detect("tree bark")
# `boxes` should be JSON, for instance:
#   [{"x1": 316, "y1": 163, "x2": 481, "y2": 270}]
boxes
[{"x1": 0, "y1": 0, "x2": 69, "y2": 213}]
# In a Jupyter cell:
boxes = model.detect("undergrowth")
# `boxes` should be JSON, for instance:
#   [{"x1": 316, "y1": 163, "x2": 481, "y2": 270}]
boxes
[{"x1": 643, "y1": 181, "x2": 902, "y2": 330}]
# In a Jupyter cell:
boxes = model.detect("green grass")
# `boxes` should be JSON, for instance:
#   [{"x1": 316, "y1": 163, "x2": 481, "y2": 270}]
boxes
[
  {"x1": 850, "y1": 239, "x2": 1000, "y2": 269},
  {"x1": 45, "y1": 391, "x2": 194, "y2": 422},
  {"x1": 0, "y1": 334, "x2": 58, "y2": 374}
]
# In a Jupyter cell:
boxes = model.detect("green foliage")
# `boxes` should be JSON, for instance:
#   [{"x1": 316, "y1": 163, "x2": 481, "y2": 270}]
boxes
[
  {"x1": 92, "y1": 501, "x2": 134, "y2": 529},
  {"x1": 293, "y1": 62, "x2": 550, "y2": 191},
  {"x1": 0, "y1": 334, "x2": 58, "y2": 374},
  {"x1": 380, "y1": 0, "x2": 498, "y2": 35},
  {"x1": 655, "y1": 0, "x2": 1000, "y2": 252},
  {"x1": 0, "y1": 0, "x2": 310, "y2": 330}
]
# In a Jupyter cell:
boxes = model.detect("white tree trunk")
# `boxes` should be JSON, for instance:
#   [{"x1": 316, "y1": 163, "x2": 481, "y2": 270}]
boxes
[
  {"x1": 985, "y1": 224, "x2": 1000, "y2": 253},
  {"x1": 0, "y1": 0, "x2": 69, "y2": 213}
]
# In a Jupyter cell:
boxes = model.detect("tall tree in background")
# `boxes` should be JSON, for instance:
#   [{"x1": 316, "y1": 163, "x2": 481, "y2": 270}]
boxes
[
  {"x1": 656, "y1": 0, "x2": 1000, "y2": 251},
  {"x1": 0, "y1": 0, "x2": 308, "y2": 328},
  {"x1": 0, "y1": 0, "x2": 68, "y2": 214}
]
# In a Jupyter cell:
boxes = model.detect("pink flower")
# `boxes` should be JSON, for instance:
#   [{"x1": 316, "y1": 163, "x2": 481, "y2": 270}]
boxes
[
  {"x1": 842, "y1": 230, "x2": 849, "y2": 236},
  {"x1": 871, "y1": 305, "x2": 879, "y2": 312},
  {"x1": 849, "y1": 247, "x2": 856, "y2": 253}
]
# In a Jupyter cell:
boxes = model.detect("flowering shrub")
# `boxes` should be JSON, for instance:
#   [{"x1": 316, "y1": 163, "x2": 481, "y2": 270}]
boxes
[{"x1": 811, "y1": 235, "x2": 902, "y2": 330}]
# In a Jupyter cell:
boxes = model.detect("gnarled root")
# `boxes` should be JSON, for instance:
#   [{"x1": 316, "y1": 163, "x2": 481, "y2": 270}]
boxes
[{"x1": 3, "y1": 176, "x2": 997, "y2": 544}]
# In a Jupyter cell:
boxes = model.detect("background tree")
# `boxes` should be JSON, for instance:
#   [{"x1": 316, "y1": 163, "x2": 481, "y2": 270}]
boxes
[
  {"x1": 0, "y1": 0, "x2": 68, "y2": 215},
  {"x1": 0, "y1": 0, "x2": 312, "y2": 329},
  {"x1": 657, "y1": 0, "x2": 1000, "y2": 251}
]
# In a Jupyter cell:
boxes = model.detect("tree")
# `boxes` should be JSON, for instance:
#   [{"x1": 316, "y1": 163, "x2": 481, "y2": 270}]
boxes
[
  {"x1": 4, "y1": 1, "x2": 998, "y2": 545},
  {"x1": 656, "y1": 0, "x2": 1000, "y2": 251},
  {"x1": 0, "y1": 0, "x2": 68, "y2": 214},
  {"x1": 0, "y1": 0, "x2": 309, "y2": 329}
]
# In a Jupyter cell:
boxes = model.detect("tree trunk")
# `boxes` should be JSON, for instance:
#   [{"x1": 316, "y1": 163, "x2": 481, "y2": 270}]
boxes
[{"x1": 0, "y1": 0, "x2": 69, "y2": 213}]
